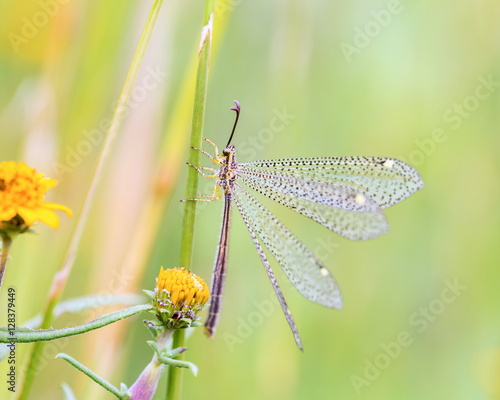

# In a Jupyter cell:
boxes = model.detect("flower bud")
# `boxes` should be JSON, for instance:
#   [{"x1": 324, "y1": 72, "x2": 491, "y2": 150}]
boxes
[{"x1": 153, "y1": 267, "x2": 209, "y2": 329}]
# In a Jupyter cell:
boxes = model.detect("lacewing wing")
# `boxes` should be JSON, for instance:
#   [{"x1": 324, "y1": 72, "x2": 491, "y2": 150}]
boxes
[{"x1": 186, "y1": 101, "x2": 424, "y2": 349}]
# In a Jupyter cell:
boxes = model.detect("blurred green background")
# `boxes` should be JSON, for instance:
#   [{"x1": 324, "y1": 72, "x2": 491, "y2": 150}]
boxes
[{"x1": 1, "y1": 0, "x2": 499, "y2": 399}]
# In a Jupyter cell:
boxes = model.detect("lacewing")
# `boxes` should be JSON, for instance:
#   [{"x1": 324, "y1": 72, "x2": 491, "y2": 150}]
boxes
[{"x1": 186, "y1": 101, "x2": 424, "y2": 349}]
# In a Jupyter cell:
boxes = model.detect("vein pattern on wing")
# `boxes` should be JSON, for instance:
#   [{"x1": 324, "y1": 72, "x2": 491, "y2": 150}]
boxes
[
  {"x1": 240, "y1": 156, "x2": 424, "y2": 209},
  {"x1": 237, "y1": 169, "x2": 389, "y2": 241},
  {"x1": 232, "y1": 183, "x2": 343, "y2": 309},
  {"x1": 231, "y1": 186, "x2": 303, "y2": 350}
]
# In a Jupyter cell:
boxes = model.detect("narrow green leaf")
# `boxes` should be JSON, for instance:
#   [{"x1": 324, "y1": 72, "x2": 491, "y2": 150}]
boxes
[
  {"x1": 56, "y1": 353, "x2": 128, "y2": 399},
  {"x1": 0, "y1": 304, "x2": 152, "y2": 343},
  {"x1": 23, "y1": 293, "x2": 145, "y2": 329}
]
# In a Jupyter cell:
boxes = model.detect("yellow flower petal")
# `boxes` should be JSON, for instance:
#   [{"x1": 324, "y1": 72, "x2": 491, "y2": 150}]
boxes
[
  {"x1": 34, "y1": 207, "x2": 61, "y2": 229},
  {"x1": 0, "y1": 161, "x2": 72, "y2": 230},
  {"x1": 155, "y1": 268, "x2": 210, "y2": 309},
  {"x1": 0, "y1": 208, "x2": 16, "y2": 222},
  {"x1": 16, "y1": 207, "x2": 38, "y2": 226},
  {"x1": 38, "y1": 178, "x2": 58, "y2": 192},
  {"x1": 43, "y1": 202, "x2": 73, "y2": 218}
]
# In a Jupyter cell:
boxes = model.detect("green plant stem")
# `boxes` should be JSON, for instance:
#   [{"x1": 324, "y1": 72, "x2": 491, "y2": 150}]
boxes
[
  {"x1": 178, "y1": 7, "x2": 214, "y2": 270},
  {"x1": 16, "y1": 1, "x2": 165, "y2": 399},
  {"x1": 166, "y1": 329, "x2": 186, "y2": 399},
  {"x1": 0, "y1": 304, "x2": 152, "y2": 343},
  {"x1": 21, "y1": 293, "x2": 145, "y2": 329},
  {"x1": 169, "y1": 2, "x2": 215, "y2": 399},
  {"x1": 0, "y1": 234, "x2": 12, "y2": 291},
  {"x1": 56, "y1": 353, "x2": 127, "y2": 399}
]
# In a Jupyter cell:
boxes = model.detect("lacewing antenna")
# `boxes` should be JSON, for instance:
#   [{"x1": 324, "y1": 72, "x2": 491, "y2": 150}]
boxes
[{"x1": 226, "y1": 100, "x2": 241, "y2": 147}]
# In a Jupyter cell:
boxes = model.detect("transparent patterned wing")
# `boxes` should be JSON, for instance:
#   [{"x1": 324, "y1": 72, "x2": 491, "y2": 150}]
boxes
[
  {"x1": 239, "y1": 156, "x2": 424, "y2": 209},
  {"x1": 238, "y1": 169, "x2": 389, "y2": 240},
  {"x1": 232, "y1": 183, "x2": 343, "y2": 309},
  {"x1": 238, "y1": 169, "x2": 381, "y2": 212},
  {"x1": 230, "y1": 187, "x2": 303, "y2": 350}
]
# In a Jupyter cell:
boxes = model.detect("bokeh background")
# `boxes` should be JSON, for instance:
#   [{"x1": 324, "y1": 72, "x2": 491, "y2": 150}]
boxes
[{"x1": 1, "y1": 0, "x2": 499, "y2": 399}]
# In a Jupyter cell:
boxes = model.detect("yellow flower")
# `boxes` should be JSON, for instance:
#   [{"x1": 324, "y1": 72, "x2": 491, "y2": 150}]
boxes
[
  {"x1": 153, "y1": 267, "x2": 209, "y2": 329},
  {"x1": 0, "y1": 161, "x2": 72, "y2": 231}
]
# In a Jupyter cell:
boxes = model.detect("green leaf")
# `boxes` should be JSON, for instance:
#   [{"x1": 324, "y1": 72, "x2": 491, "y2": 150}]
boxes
[
  {"x1": 0, "y1": 304, "x2": 152, "y2": 343},
  {"x1": 158, "y1": 353, "x2": 199, "y2": 377},
  {"x1": 23, "y1": 293, "x2": 146, "y2": 329},
  {"x1": 57, "y1": 353, "x2": 129, "y2": 399}
]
